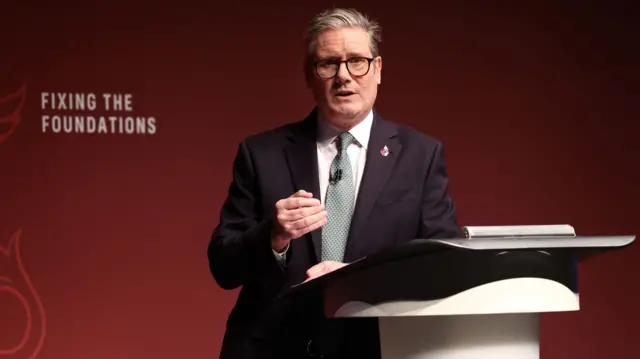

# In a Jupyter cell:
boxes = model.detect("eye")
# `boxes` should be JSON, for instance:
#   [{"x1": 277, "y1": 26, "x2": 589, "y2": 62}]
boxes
[
  {"x1": 349, "y1": 57, "x2": 368, "y2": 70},
  {"x1": 317, "y1": 60, "x2": 337, "y2": 68}
]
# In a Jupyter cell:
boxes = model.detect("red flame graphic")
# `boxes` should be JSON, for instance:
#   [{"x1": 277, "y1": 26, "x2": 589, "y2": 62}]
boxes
[
  {"x1": 0, "y1": 84, "x2": 27, "y2": 146},
  {"x1": 0, "y1": 229, "x2": 46, "y2": 358}
]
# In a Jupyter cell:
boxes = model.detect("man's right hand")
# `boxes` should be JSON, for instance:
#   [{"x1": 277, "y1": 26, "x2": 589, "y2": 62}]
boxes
[{"x1": 271, "y1": 190, "x2": 327, "y2": 252}]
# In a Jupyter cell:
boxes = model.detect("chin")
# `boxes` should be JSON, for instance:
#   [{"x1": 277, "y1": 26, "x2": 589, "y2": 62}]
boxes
[{"x1": 329, "y1": 104, "x2": 362, "y2": 119}]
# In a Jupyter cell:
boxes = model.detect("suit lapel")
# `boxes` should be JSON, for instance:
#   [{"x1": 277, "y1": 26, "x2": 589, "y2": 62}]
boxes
[
  {"x1": 283, "y1": 109, "x2": 323, "y2": 263},
  {"x1": 344, "y1": 113, "x2": 401, "y2": 262}
]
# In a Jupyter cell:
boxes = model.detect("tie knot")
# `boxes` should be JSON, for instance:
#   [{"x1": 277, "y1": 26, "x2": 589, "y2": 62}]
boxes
[{"x1": 337, "y1": 132, "x2": 355, "y2": 154}]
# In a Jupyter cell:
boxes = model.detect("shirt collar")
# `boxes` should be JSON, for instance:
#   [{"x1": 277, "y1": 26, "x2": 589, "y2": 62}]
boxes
[{"x1": 317, "y1": 109, "x2": 373, "y2": 150}]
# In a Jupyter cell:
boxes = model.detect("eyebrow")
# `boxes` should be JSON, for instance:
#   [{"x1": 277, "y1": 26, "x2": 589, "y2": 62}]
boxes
[{"x1": 316, "y1": 52, "x2": 371, "y2": 61}]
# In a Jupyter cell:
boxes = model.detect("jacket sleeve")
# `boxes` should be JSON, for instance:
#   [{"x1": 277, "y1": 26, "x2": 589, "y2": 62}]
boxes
[
  {"x1": 419, "y1": 142, "x2": 462, "y2": 239},
  {"x1": 208, "y1": 140, "x2": 285, "y2": 290}
]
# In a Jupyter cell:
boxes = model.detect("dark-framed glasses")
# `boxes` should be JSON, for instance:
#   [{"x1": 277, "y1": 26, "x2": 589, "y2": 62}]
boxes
[{"x1": 314, "y1": 57, "x2": 375, "y2": 79}]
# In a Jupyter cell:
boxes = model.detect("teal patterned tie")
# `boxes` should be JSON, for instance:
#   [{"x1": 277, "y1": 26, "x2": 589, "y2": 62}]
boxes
[{"x1": 321, "y1": 131, "x2": 356, "y2": 262}]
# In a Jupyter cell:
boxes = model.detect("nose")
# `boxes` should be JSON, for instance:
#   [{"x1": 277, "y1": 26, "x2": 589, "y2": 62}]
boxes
[{"x1": 335, "y1": 62, "x2": 351, "y2": 82}]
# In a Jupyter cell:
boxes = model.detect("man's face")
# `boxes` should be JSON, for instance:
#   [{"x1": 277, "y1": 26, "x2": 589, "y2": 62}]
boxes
[{"x1": 306, "y1": 27, "x2": 382, "y2": 129}]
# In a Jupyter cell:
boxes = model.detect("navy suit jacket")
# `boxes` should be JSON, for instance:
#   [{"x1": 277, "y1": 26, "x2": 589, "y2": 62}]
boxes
[{"x1": 208, "y1": 108, "x2": 461, "y2": 359}]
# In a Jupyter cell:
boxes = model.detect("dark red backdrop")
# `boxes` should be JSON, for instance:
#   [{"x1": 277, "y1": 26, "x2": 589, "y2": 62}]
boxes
[{"x1": 1, "y1": 1, "x2": 638, "y2": 358}]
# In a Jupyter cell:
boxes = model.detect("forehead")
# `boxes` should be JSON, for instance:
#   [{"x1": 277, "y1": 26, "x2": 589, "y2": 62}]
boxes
[{"x1": 314, "y1": 27, "x2": 371, "y2": 59}]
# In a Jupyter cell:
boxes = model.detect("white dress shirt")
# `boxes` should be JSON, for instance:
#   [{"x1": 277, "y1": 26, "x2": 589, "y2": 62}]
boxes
[{"x1": 273, "y1": 110, "x2": 374, "y2": 260}]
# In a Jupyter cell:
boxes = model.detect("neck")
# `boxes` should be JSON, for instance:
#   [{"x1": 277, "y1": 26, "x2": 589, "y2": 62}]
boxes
[{"x1": 318, "y1": 108, "x2": 369, "y2": 131}]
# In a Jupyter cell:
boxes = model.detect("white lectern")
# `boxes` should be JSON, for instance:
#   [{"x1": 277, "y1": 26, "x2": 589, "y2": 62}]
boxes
[{"x1": 285, "y1": 225, "x2": 635, "y2": 359}]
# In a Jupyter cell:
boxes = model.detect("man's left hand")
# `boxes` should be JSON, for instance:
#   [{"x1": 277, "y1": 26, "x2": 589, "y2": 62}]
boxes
[{"x1": 304, "y1": 260, "x2": 347, "y2": 282}]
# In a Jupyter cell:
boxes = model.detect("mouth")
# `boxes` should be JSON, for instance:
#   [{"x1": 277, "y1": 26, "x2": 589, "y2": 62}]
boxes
[{"x1": 334, "y1": 90, "x2": 356, "y2": 98}]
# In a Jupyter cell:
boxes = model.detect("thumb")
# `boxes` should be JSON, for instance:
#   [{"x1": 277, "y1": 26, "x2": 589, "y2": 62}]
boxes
[
  {"x1": 306, "y1": 262, "x2": 326, "y2": 278},
  {"x1": 292, "y1": 190, "x2": 313, "y2": 198}
]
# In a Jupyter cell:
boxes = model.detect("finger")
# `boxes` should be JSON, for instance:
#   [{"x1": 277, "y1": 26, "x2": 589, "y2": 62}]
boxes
[
  {"x1": 279, "y1": 197, "x2": 321, "y2": 210},
  {"x1": 280, "y1": 204, "x2": 325, "y2": 221},
  {"x1": 291, "y1": 190, "x2": 313, "y2": 198},
  {"x1": 306, "y1": 263, "x2": 327, "y2": 279},
  {"x1": 288, "y1": 210, "x2": 327, "y2": 231},
  {"x1": 325, "y1": 261, "x2": 346, "y2": 272},
  {"x1": 289, "y1": 213, "x2": 328, "y2": 239},
  {"x1": 276, "y1": 204, "x2": 323, "y2": 226},
  {"x1": 305, "y1": 267, "x2": 317, "y2": 279}
]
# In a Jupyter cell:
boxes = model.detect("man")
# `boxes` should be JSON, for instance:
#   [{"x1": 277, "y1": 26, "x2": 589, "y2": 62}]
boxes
[{"x1": 208, "y1": 7, "x2": 460, "y2": 359}]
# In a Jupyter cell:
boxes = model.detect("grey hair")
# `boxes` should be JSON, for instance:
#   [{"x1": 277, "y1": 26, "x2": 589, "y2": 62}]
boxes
[{"x1": 304, "y1": 8, "x2": 382, "y2": 63}]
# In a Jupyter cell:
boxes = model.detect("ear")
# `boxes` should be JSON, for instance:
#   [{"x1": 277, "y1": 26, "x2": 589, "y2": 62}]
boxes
[{"x1": 375, "y1": 56, "x2": 382, "y2": 84}]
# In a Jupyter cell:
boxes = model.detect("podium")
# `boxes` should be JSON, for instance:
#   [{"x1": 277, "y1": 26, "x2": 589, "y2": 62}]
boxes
[{"x1": 284, "y1": 226, "x2": 635, "y2": 359}]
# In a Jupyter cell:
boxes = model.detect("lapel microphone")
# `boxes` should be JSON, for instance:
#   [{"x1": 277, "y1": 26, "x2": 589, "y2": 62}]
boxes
[{"x1": 329, "y1": 169, "x2": 342, "y2": 185}]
